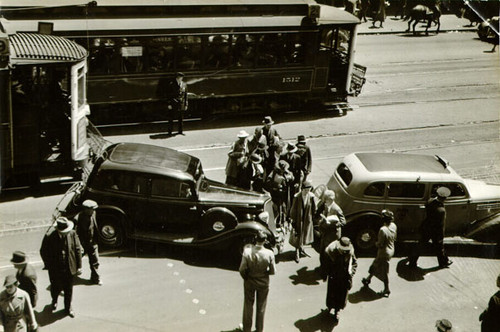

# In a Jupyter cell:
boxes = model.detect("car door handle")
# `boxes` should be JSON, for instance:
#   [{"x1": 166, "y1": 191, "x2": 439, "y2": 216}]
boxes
[{"x1": 189, "y1": 206, "x2": 197, "y2": 211}]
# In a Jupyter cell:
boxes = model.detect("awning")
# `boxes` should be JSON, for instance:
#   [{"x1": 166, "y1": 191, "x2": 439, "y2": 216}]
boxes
[{"x1": 9, "y1": 32, "x2": 87, "y2": 64}]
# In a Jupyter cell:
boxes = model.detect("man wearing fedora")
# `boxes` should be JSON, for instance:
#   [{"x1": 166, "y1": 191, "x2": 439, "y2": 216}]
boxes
[
  {"x1": 75, "y1": 199, "x2": 101, "y2": 285},
  {"x1": 239, "y1": 231, "x2": 276, "y2": 332},
  {"x1": 165, "y1": 72, "x2": 187, "y2": 135},
  {"x1": 242, "y1": 154, "x2": 266, "y2": 193},
  {"x1": 0, "y1": 275, "x2": 38, "y2": 332},
  {"x1": 408, "y1": 186, "x2": 453, "y2": 269},
  {"x1": 296, "y1": 135, "x2": 312, "y2": 181},
  {"x1": 280, "y1": 143, "x2": 302, "y2": 217},
  {"x1": 225, "y1": 130, "x2": 249, "y2": 186},
  {"x1": 11, "y1": 251, "x2": 38, "y2": 307},
  {"x1": 261, "y1": 116, "x2": 280, "y2": 174},
  {"x1": 289, "y1": 180, "x2": 317, "y2": 263},
  {"x1": 324, "y1": 236, "x2": 358, "y2": 321},
  {"x1": 40, "y1": 217, "x2": 82, "y2": 318}
]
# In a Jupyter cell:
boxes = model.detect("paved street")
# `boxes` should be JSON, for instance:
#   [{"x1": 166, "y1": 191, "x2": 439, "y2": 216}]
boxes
[
  {"x1": 0, "y1": 12, "x2": 498, "y2": 332},
  {"x1": 0, "y1": 229, "x2": 498, "y2": 332}
]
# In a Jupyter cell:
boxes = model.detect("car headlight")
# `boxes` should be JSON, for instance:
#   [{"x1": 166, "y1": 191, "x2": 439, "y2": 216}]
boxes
[{"x1": 258, "y1": 211, "x2": 269, "y2": 224}]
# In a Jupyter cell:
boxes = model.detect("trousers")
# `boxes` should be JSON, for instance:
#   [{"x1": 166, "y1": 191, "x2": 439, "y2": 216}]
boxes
[{"x1": 243, "y1": 280, "x2": 269, "y2": 332}]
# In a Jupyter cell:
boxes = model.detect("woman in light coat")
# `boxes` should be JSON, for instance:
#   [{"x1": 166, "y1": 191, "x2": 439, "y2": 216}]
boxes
[{"x1": 362, "y1": 209, "x2": 397, "y2": 297}]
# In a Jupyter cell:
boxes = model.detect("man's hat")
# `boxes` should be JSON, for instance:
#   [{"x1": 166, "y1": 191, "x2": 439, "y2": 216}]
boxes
[
  {"x1": 286, "y1": 143, "x2": 298, "y2": 153},
  {"x1": 11, "y1": 251, "x2": 27, "y2": 265},
  {"x1": 256, "y1": 230, "x2": 267, "y2": 242},
  {"x1": 381, "y1": 209, "x2": 394, "y2": 221},
  {"x1": 338, "y1": 237, "x2": 351, "y2": 251},
  {"x1": 82, "y1": 199, "x2": 98, "y2": 209},
  {"x1": 54, "y1": 217, "x2": 74, "y2": 234},
  {"x1": 436, "y1": 187, "x2": 451, "y2": 199},
  {"x1": 302, "y1": 180, "x2": 312, "y2": 189},
  {"x1": 237, "y1": 130, "x2": 249, "y2": 138},
  {"x1": 250, "y1": 154, "x2": 262, "y2": 164},
  {"x1": 176, "y1": 72, "x2": 185, "y2": 77},
  {"x1": 297, "y1": 135, "x2": 306, "y2": 144},
  {"x1": 326, "y1": 214, "x2": 340, "y2": 225},
  {"x1": 257, "y1": 141, "x2": 267, "y2": 150},
  {"x1": 435, "y1": 319, "x2": 452, "y2": 332},
  {"x1": 262, "y1": 116, "x2": 274, "y2": 125},
  {"x1": 278, "y1": 160, "x2": 289, "y2": 170},
  {"x1": 4, "y1": 275, "x2": 18, "y2": 287}
]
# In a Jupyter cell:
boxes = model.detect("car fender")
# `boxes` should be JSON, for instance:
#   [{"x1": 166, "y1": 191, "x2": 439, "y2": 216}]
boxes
[
  {"x1": 95, "y1": 205, "x2": 129, "y2": 230},
  {"x1": 463, "y1": 213, "x2": 500, "y2": 243},
  {"x1": 345, "y1": 211, "x2": 382, "y2": 227}
]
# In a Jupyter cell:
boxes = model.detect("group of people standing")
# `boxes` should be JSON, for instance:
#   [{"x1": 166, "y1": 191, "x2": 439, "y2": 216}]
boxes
[
  {"x1": 225, "y1": 116, "x2": 312, "y2": 231},
  {"x1": 0, "y1": 199, "x2": 101, "y2": 331}
]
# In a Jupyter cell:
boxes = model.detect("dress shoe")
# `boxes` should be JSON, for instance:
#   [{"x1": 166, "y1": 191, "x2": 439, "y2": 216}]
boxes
[
  {"x1": 362, "y1": 278, "x2": 371, "y2": 287},
  {"x1": 439, "y1": 260, "x2": 453, "y2": 268},
  {"x1": 66, "y1": 309, "x2": 75, "y2": 318},
  {"x1": 51, "y1": 302, "x2": 57, "y2": 312},
  {"x1": 380, "y1": 290, "x2": 390, "y2": 298}
]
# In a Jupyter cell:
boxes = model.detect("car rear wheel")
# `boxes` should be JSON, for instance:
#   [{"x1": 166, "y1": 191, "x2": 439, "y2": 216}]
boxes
[
  {"x1": 349, "y1": 219, "x2": 381, "y2": 255},
  {"x1": 97, "y1": 213, "x2": 125, "y2": 249}
]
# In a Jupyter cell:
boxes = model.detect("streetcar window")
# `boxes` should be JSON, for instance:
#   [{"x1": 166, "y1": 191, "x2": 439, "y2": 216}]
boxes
[
  {"x1": 177, "y1": 36, "x2": 201, "y2": 70},
  {"x1": 120, "y1": 39, "x2": 144, "y2": 73},
  {"x1": 147, "y1": 37, "x2": 175, "y2": 72},
  {"x1": 206, "y1": 34, "x2": 230, "y2": 69},
  {"x1": 232, "y1": 34, "x2": 255, "y2": 68}
]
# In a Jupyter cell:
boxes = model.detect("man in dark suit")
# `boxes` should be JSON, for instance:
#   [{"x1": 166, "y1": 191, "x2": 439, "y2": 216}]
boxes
[
  {"x1": 11, "y1": 251, "x2": 38, "y2": 307},
  {"x1": 75, "y1": 199, "x2": 101, "y2": 285},
  {"x1": 166, "y1": 72, "x2": 187, "y2": 135},
  {"x1": 40, "y1": 217, "x2": 82, "y2": 318}
]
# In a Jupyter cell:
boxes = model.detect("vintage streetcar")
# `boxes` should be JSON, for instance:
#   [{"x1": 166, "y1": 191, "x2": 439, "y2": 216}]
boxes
[
  {"x1": 0, "y1": 17, "x2": 99, "y2": 191},
  {"x1": 1, "y1": 0, "x2": 366, "y2": 124}
]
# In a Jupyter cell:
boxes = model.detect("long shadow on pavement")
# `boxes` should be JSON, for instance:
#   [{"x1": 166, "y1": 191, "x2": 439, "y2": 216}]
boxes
[
  {"x1": 348, "y1": 285, "x2": 383, "y2": 304},
  {"x1": 103, "y1": 240, "x2": 240, "y2": 272},
  {"x1": 35, "y1": 304, "x2": 67, "y2": 328},
  {"x1": 289, "y1": 266, "x2": 322, "y2": 286},
  {"x1": 295, "y1": 310, "x2": 339, "y2": 332}
]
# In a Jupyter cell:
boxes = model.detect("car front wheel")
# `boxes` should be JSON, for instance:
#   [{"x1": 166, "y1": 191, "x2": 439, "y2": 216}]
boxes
[{"x1": 97, "y1": 213, "x2": 125, "y2": 249}]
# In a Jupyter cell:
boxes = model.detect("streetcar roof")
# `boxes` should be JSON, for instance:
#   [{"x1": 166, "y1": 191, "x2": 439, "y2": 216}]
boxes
[{"x1": 3, "y1": 31, "x2": 88, "y2": 64}]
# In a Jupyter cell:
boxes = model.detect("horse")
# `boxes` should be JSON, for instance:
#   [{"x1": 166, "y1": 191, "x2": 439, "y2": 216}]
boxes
[{"x1": 404, "y1": 4, "x2": 441, "y2": 35}]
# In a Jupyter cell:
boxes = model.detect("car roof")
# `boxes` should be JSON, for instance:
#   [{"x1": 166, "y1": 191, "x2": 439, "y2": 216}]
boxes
[
  {"x1": 99, "y1": 143, "x2": 200, "y2": 181},
  {"x1": 344, "y1": 152, "x2": 465, "y2": 183},
  {"x1": 356, "y1": 153, "x2": 450, "y2": 174}
]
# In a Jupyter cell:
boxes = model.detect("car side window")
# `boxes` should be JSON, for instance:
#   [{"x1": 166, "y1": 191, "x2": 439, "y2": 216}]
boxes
[
  {"x1": 151, "y1": 177, "x2": 191, "y2": 198},
  {"x1": 92, "y1": 170, "x2": 148, "y2": 194},
  {"x1": 388, "y1": 182, "x2": 425, "y2": 199},
  {"x1": 336, "y1": 163, "x2": 353, "y2": 186},
  {"x1": 431, "y1": 183, "x2": 467, "y2": 198},
  {"x1": 364, "y1": 182, "x2": 385, "y2": 197}
]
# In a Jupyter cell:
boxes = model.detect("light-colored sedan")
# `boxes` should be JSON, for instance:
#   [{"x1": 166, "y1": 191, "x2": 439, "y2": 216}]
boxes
[{"x1": 317, "y1": 152, "x2": 500, "y2": 253}]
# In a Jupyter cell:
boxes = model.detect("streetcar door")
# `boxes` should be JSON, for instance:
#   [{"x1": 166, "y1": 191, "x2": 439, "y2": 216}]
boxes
[{"x1": 70, "y1": 60, "x2": 90, "y2": 162}]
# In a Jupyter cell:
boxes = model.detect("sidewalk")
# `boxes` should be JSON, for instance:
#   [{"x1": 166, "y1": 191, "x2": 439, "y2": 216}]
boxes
[{"x1": 356, "y1": 14, "x2": 476, "y2": 35}]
